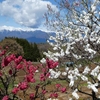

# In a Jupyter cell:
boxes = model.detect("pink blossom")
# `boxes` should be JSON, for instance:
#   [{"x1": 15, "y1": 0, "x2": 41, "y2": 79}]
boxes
[
  {"x1": 50, "y1": 92, "x2": 58, "y2": 98},
  {"x1": 18, "y1": 82, "x2": 28, "y2": 90},
  {"x1": 16, "y1": 64, "x2": 23, "y2": 69},
  {"x1": 46, "y1": 58, "x2": 58, "y2": 69},
  {"x1": 28, "y1": 65, "x2": 37, "y2": 73},
  {"x1": 2, "y1": 95, "x2": 9, "y2": 100},
  {"x1": 55, "y1": 84, "x2": 61, "y2": 88},
  {"x1": 36, "y1": 84, "x2": 40, "y2": 89},
  {"x1": 12, "y1": 87, "x2": 19, "y2": 94},
  {"x1": 30, "y1": 93, "x2": 34, "y2": 100},
  {"x1": 25, "y1": 74, "x2": 35, "y2": 83},
  {"x1": 42, "y1": 68, "x2": 47, "y2": 73},
  {"x1": 42, "y1": 89, "x2": 47, "y2": 94},
  {"x1": 1, "y1": 57, "x2": 10, "y2": 67},
  {"x1": 18, "y1": 56, "x2": 23, "y2": 61},
  {"x1": 60, "y1": 87, "x2": 66, "y2": 93},
  {"x1": 9, "y1": 69, "x2": 12, "y2": 75},
  {"x1": 10, "y1": 54, "x2": 16, "y2": 60},
  {"x1": 40, "y1": 73, "x2": 45, "y2": 81},
  {"x1": 14, "y1": 56, "x2": 22, "y2": 64},
  {"x1": 0, "y1": 50, "x2": 6, "y2": 56},
  {"x1": 46, "y1": 72, "x2": 50, "y2": 78}
]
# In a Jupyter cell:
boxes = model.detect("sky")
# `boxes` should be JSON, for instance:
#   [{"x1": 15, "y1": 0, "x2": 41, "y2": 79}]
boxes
[{"x1": 0, "y1": 0, "x2": 57, "y2": 31}]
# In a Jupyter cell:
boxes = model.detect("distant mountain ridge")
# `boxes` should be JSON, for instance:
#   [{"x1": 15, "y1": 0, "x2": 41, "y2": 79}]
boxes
[{"x1": 0, "y1": 29, "x2": 55, "y2": 43}]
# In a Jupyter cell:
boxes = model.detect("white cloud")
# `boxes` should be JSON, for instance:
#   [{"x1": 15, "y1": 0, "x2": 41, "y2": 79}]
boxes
[{"x1": 0, "y1": 0, "x2": 57, "y2": 28}]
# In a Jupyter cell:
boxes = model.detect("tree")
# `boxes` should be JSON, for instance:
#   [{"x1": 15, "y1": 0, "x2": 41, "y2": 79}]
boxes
[
  {"x1": 43, "y1": 0, "x2": 100, "y2": 99},
  {"x1": 0, "y1": 38, "x2": 24, "y2": 57},
  {"x1": 32, "y1": 43, "x2": 41, "y2": 61},
  {"x1": 15, "y1": 38, "x2": 41, "y2": 61}
]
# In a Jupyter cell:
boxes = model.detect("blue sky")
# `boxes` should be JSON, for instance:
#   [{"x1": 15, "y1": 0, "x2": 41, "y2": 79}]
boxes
[{"x1": 0, "y1": 0, "x2": 57, "y2": 31}]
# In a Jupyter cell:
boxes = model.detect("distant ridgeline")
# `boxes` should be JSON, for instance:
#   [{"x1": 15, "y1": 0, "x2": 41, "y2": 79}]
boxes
[{"x1": 0, "y1": 29, "x2": 55, "y2": 43}]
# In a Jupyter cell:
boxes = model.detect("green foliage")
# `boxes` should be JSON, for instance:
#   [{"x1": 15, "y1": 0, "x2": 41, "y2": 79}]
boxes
[
  {"x1": 32, "y1": 43, "x2": 42, "y2": 61},
  {"x1": 15, "y1": 38, "x2": 41, "y2": 61},
  {"x1": 0, "y1": 37, "x2": 42, "y2": 61}
]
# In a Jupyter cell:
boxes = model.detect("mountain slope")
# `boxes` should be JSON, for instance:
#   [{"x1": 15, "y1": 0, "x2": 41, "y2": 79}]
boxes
[{"x1": 0, "y1": 29, "x2": 55, "y2": 43}]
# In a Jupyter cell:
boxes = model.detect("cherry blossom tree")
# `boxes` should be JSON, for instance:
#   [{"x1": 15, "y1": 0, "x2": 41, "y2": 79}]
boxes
[{"x1": 43, "y1": 0, "x2": 100, "y2": 99}]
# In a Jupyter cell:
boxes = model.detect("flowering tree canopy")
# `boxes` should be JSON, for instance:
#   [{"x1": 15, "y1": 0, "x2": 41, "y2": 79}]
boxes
[{"x1": 43, "y1": 0, "x2": 100, "y2": 99}]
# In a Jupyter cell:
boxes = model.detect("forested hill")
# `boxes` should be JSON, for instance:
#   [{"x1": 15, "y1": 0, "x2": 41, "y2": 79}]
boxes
[{"x1": 0, "y1": 37, "x2": 50, "y2": 62}]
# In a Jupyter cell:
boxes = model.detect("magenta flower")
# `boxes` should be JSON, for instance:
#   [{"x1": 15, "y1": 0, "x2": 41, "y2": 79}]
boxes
[
  {"x1": 2, "y1": 95, "x2": 9, "y2": 100},
  {"x1": 40, "y1": 73, "x2": 45, "y2": 81},
  {"x1": 1, "y1": 57, "x2": 10, "y2": 67},
  {"x1": 16, "y1": 64, "x2": 23, "y2": 69},
  {"x1": 18, "y1": 82, "x2": 28, "y2": 90},
  {"x1": 18, "y1": 56, "x2": 23, "y2": 61},
  {"x1": 60, "y1": 87, "x2": 66, "y2": 93},
  {"x1": 9, "y1": 69, "x2": 12, "y2": 75},
  {"x1": 42, "y1": 89, "x2": 47, "y2": 94},
  {"x1": 50, "y1": 92, "x2": 58, "y2": 98},
  {"x1": 0, "y1": 50, "x2": 6, "y2": 56},
  {"x1": 30, "y1": 93, "x2": 34, "y2": 100},
  {"x1": 12, "y1": 87, "x2": 19, "y2": 94},
  {"x1": 55, "y1": 84, "x2": 61, "y2": 88},
  {"x1": 28, "y1": 65, "x2": 37, "y2": 73},
  {"x1": 25, "y1": 74, "x2": 35, "y2": 83},
  {"x1": 46, "y1": 58, "x2": 58, "y2": 69}
]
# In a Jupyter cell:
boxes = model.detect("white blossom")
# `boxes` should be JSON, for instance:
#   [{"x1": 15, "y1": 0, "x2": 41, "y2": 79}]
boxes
[
  {"x1": 90, "y1": 66, "x2": 100, "y2": 77},
  {"x1": 97, "y1": 73, "x2": 100, "y2": 81},
  {"x1": 72, "y1": 89, "x2": 79, "y2": 99},
  {"x1": 62, "y1": 72, "x2": 67, "y2": 76},
  {"x1": 87, "y1": 82, "x2": 98, "y2": 93},
  {"x1": 68, "y1": 74, "x2": 75, "y2": 87},
  {"x1": 40, "y1": 58, "x2": 46, "y2": 63},
  {"x1": 83, "y1": 66, "x2": 90, "y2": 75},
  {"x1": 49, "y1": 69, "x2": 61, "y2": 79},
  {"x1": 81, "y1": 75, "x2": 88, "y2": 81}
]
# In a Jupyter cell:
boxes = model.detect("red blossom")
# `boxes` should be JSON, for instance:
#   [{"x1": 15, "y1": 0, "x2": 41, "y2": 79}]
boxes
[
  {"x1": 16, "y1": 64, "x2": 23, "y2": 69},
  {"x1": 40, "y1": 73, "x2": 45, "y2": 81},
  {"x1": 25, "y1": 74, "x2": 35, "y2": 83},
  {"x1": 50, "y1": 92, "x2": 58, "y2": 98},
  {"x1": 2, "y1": 57, "x2": 11, "y2": 67},
  {"x1": 2, "y1": 95, "x2": 9, "y2": 100},
  {"x1": 42, "y1": 89, "x2": 47, "y2": 94},
  {"x1": 0, "y1": 50, "x2": 6, "y2": 56},
  {"x1": 14, "y1": 56, "x2": 22, "y2": 64},
  {"x1": 60, "y1": 87, "x2": 66, "y2": 93},
  {"x1": 18, "y1": 82, "x2": 28, "y2": 90},
  {"x1": 55, "y1": 84, "x2": 61, "y2": 88},
  {"x1": 30, "y1": 93, "x2": 34, "y2": 100},
  {"x1": 46, "y1": 72, "x2": 50, "y2": 78},
  {"x1": 42, "y1": 68, "x2": 47, "y2": 73},
  {"x1": 9, "y1": 69, "x2": 12, "y2": 75},
  {"x1": 18, "y1": 56, "x2": 23, "y2": 62},
  {"x1": 46, "y1": 58, "x2": 58, "y2": 69},
  {"x1": 12, "y1": 87, "x2": 19, "y2": 94},
  {"x1": 10, "y1": 54, "x2": 16, "y2": 60},
  {"x1": 36, "y1": 84, "x2": 40, "y2": 89},
  {"x1": 28, "y1": 65, "x2": 37, "y2": 73}
]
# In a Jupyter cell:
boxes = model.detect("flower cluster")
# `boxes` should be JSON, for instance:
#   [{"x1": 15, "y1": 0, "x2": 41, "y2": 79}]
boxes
[{"x1": 0, "y1": 47, "x2": 60, "y2": 100}]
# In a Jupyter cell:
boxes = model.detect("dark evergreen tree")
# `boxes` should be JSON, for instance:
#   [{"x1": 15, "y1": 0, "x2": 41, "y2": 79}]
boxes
[
  {"x1": 15, "y1": 38, "x2": 41, "y2": 61},
  {"x1": 32, "y1": 43, "x2": 41, "y2": 61}
]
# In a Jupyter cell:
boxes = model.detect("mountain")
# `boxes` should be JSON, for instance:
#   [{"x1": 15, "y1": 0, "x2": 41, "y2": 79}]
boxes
[{"x1": 0, "y1": 28, "x2": 55, "y2": 43}]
